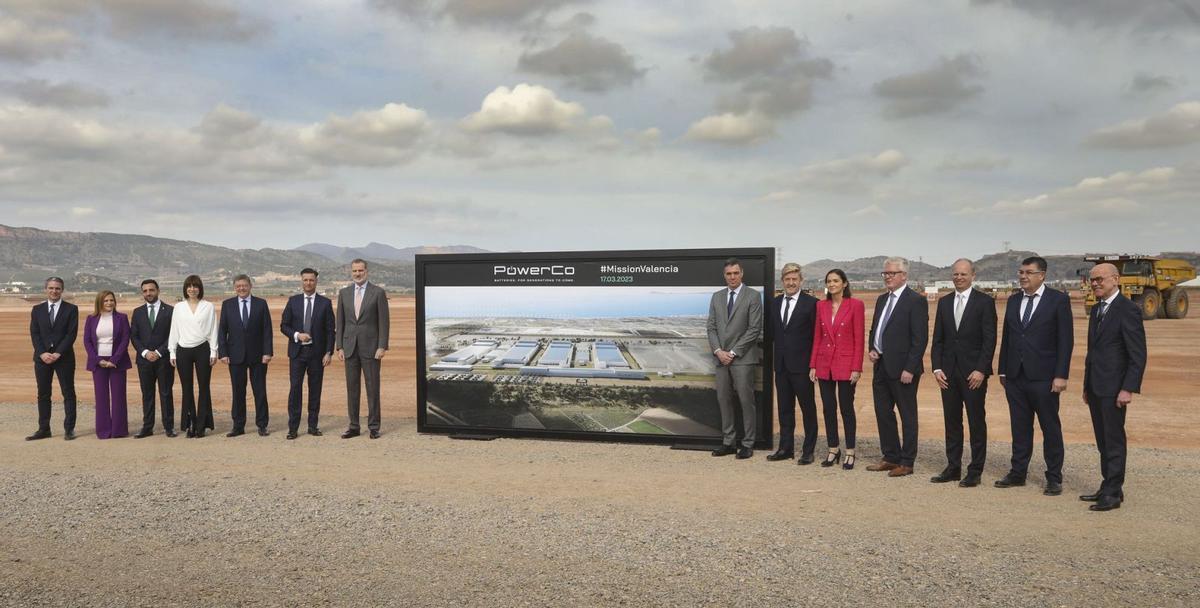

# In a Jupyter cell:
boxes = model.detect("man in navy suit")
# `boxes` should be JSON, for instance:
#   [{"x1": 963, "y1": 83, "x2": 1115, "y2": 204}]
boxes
[
  {"x1": 280, "y1": 268, "x2": 336, "y2": 440},
  {"x1": 27, "y1": 276, "x2": 79, "y2": 441},
  {"x1": 1081, "y1": 263, "x2": 1146, "y2": 511},
  {"x1": 218, "y1": 274, "x2": 274, "y2": 437},
  {"x1": 995, "y1": 256, "x2": 1073, "y2": 496},
  {"x1": 866, "y1": 257, "x2": 928, "y2": 477},
  {"x1": 930, "y1": 259, "x2": 996, "y2": 487},
  {"x1": 130, "y1": 279, "x2": 176, "y2": 438},
  {"x1": 767, "y1": 262, "x2": 819, "y2": 464}
]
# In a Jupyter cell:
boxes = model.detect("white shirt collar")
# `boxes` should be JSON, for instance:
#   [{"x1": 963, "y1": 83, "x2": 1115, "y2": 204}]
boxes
[
  {"x1": 890, "y1": 283, "x2": 908, "y2": 296},
  {"x1": 1101, "y1": 290, "x2": 1119, "y2": 307},
  {"x1": 955, "y1": 287, "x2": 972, "y2": 297},
  {"x1": 1023, "y1": 284, "x2": 1046, "y2": 298},
  {"x1": 46, "y1": 300, "x2": 59, "y2": 308},
  {"x1": 728, "y1": 285, "x2": 741, "y2": 296}
]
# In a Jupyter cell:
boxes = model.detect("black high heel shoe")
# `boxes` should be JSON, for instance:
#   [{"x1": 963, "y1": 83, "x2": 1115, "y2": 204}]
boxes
[
  {"x1": 842, "y1": 452, "x2": 856, "y2": 470},
  {"x1": 821, "y1": 449, "x2": 842, "y2": 467}
]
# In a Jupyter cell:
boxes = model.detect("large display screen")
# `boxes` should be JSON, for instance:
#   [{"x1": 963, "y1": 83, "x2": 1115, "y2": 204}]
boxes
[{"x1": 415, "y1": 248, "x2": 774, "y2": 447}]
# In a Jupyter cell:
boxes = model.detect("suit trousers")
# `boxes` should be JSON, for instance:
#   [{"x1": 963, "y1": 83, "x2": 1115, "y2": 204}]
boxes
[
  {"x1": 345, "y1": 353, "x2": 381, "y2": 432},
  {"x1": 288, "y1": 346, "x2": 325, "y2": 432},
  {"x1": 818, "y1": 379, "x2": 857, "y2": 449},
  {"x1": 34, "y1": 354, "x2": 77, "y2": 432},
  {"x1": 941, "y1": 372, "x2": 988, "y2": 474},
  {"x1": 176, "y1": 344, "x2": 213, "y2": 431},
  {"x1": 92, "y1": 367, "x2": 129, "y2": 439},
  {"x1": 776, "y1": 370, "x2": 817, "y2": 455},
  {"x1": 136, "y1": 358, "x2": 175, "y2": 432},
  {"x1": 1004, "y1": 372, "x2": 1064, "y2": 483},
  {"x1": 714, "y1": 363, "x2": 756, "y2": 448},
  {"x1": 872, "y1": 366, "x2": 920, "y2": 467},
  {"x1": 1086, "y1": 390, "x2": 1127, "y2": 498},
  {"x1": 229, "y1": 362, "x2": 269, "y2": 431}
]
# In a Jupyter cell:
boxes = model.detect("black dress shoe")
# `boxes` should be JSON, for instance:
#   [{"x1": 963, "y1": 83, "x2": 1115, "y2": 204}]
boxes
[
  {"x1": 341, "y1": 429, "x2": 360, "y2": 439},
  {"x1": 165, "y1": 430, "x2": 177, "y2": 438},
  {"x1": 1089, "y1": 496, "x2": 1122, "y2": 511},
  {"x1": 735, "y1": 447, "x2": 752, "y2": 459},
  {"x1": 134, "y1": 430, "x2": 153, "y2": 439},
  {"x1": 257, "y1": 428, "x2": 270, "y2": 437},
  {"x1": 64, "y1": 431, "x2": 76, "y2": 441},
  {"x1": 798, "y1": 453, "x2": 815, "y2": 465},
  {"x1": 930, "y1": 469, "x2": 962, "y2": 483},
  {"x1": 286, "y1": 431, "x2": 298, "y2": 440},
  {"x1": 186, "y1": 429, "x2": 196, "y2": 438},
  {"x1": 1080, "y1": 490, "x2": 1123, "y2": 502},
  {"x1": 194, "y1": 430, "x2": 206, "y2": 438},
  {"x1": 959, "y1": 474, "x2": 982, "y2": 487},
  {"x1": 226, "y1": 429, "x2": 244, "y2": 437},
  {"x1": 1043, "y1": 481, "x2": 1063, "y2": 496},
  {"x1": 308, "y1": 428, "x2": 322, "y2": 436},
  {"x1": 25, "y1": 430, "x2": 51, "y2": 441},
  {"x1": 711, "y1": 444, "x2": 737, "y2": 457},
  {"x1": 994, "y1": 473, "x2": 1026, "y2": 488},
  {"x1": 369, "y1": 430, "x2": 381, "y2": 439},
  {"x1": 765, "y1": 451, "x2": 794, "y2": 462}
]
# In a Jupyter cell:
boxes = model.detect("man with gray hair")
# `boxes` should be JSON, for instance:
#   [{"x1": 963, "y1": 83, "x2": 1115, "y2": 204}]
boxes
[
  {"x1": 218, "y1": 274, "x2": 274, "y2": 436},
  {"x1": 28, "y1": 276, "x2": 79, "y2": 441},
  {"x1": 768, "y1": 262, "x2": 819, "y2": 463},
  {"x1": 866, "y1": 257, "x2": 928, "y2": 477}
]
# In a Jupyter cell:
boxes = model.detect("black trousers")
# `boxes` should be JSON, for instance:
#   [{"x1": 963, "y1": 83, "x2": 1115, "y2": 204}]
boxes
[
  {"x1": 818, "y1": 378, "x2": 857, "y2": 449},
  {"x1": 177, "y1": 343, "x2": 214, "y2": 431},
  {"x1": 940, "y1": 371, "x2": 987, "y2": 474},
  {"x1": 288, "y1": 347, "x2": 325, "y2": 432},
  {"x1": 136, "y1": 358, "x2": 175, "y2": 432},
  {"x1": 1004, "y1": 372, "x2": 1064, "y2": 484},
  {"x1": 34, "y1": 354, "x2": 77, "y2": 432},
  {"x1": 1086, "y1": 390, "x2": 1127, "y2": 498},
  {"x1": 775, "y1": 369, "x2": 817, "y2": 455},
  {"x1": 229, "y1": 361, "x2": 269, "y2": 431},
  {"x1": 872, "y1": 366, "x2": 920, "y2": 467}
]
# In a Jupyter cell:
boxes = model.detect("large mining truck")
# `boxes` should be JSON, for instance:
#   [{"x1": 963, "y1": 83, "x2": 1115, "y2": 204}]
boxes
[{"x1": 1081, "y1": 254, "x2": 1196, "y2": 320}]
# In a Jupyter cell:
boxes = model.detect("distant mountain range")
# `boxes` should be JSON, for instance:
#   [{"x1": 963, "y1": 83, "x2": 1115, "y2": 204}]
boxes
[{"x1": 295, "y1": 242, "x2": 488, "y2": 263}]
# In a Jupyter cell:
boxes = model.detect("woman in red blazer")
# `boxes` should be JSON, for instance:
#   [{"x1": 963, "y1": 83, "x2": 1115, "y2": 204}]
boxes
[
  {"x1": 809, "y1": 269, "x2": 865, "y2": 469},
  {"x1": 83, "y1": 290, "x2": 132, "y2": 439}
]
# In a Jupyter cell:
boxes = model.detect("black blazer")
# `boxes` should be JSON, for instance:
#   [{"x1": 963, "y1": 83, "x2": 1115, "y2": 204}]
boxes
[
  {"x1": 930, "y1": 289, "x2": 997, "y2": 378},
  {"x1": 279, "y1": 293, "x2": 335, "y2": 358},
  {"x1": 30, "y1": 300, "x2": 78, "y2": 361},
  {"x1": 868, "y1": 287, "x2": 928, "y2": 379},
  {"x1": 772, "y1": 291, "x2": 818, "y2": 374},
  {"x1": 1084, "y1": 294, "x2": 1146, "y2": 397},
  {"x1": 998, "y1": 287, "x2": 1073, "y2": 380},
  {"x1": 130, "y1": 301, "x2": 173, "y2": 365},
  {"x1": 218, "y1": 295, "x2": 274, "y2": 365}
]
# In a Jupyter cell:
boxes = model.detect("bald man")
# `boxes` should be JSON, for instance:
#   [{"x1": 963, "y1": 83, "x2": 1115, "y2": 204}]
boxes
[{"x1": 1081, "y1": 263, "x2": 1146, "y2": 512}]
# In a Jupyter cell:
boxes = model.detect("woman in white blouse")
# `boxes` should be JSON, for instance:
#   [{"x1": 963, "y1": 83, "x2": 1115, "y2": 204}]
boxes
[
  {"x1": 83, "y1": 290, "x2": 132, "y2": 439},
  {"x1": 169, "y1": 275, "x2": 219, "y2": 438}
]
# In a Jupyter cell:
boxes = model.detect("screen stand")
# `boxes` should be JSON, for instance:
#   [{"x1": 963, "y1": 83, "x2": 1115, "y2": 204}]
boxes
[
  {"x1": 450, "y1": 433, "x2": 499, "y2": 441},
  {"x1": 669, "y1": 441, "x2": 722, "y2": 452}
]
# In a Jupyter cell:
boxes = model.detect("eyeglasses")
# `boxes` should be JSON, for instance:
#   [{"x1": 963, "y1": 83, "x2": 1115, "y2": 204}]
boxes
[
  {"x1": 1088, "y1": 277, "x2": 1111, "y2": 283},
  {"x1": 880, "y1": 271, "x2": 905, "y2": 278},
  {"x1": 1017, "y1": 270, "x2": 1045, "y2": 277}
]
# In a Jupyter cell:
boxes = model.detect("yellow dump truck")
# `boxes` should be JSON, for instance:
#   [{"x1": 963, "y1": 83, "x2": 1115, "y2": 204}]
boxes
[{"x1": 1081, "y1": 254, "x2": 1196, "y2": 319}]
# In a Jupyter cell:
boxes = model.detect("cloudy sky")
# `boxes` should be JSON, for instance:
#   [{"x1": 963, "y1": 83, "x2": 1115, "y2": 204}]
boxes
[{"x1": 1, "y1": 0, "x2": 1197, "y2": 265}]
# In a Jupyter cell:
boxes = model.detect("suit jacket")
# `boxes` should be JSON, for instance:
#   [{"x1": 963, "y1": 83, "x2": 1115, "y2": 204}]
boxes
[
  {"x1": 810, "y1": 297, "x2": 865, "y2": 381},
  {"x1": 336, "y1": 282, "x2": 390, "y2": 358},
  {"x1": 1084, "y1": 294, "x2": 1146, "y2": 397},
  {"x1": 280, "y1": 292, "x2": 336, "y2": 358},
  {"x1": 868, "y1": 287, "x2": 928, "y2": 379},
  {"x1": 218, "y1": 295, "x2": 274, "y2": 365},
  {"x1": 998, "y1": 286, "x2": 1073, "y2": 380},
  {"x1": 930, "y1": 289, "x2": 997, "y2": 378},
  {"x1": 706, "y1": 285, "x2": 762, "y2": 366},
  {"x1": 83, "y1": 312, "x2": 132, "y2": 372},
  {"x1": 130, "y1": 301, "x2": 173, "y2": 366},
  {"x1": 773, "y1": 291, "x2": 818, "y2": 374},
  {"x1": 30, "y1": 300, "x2": 78, "y2": 361}
]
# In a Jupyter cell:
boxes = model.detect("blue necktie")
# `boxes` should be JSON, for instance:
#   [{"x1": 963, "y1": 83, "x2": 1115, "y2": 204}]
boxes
[
  {"x1": 1097, "y1": 300, "x2": 1107, "y2": 322},
  {"x1": 241, "y1": 299, "x2": 249, "y2": 327},
  {"x1": 727, "y1": 289, "x2": 736, "y2": 319},
  {"x1": 875, "y1": 293, "x2": 896, "y2": 352},
  {"x1": 1020, "y1": 293, "x2": 1036, "y2": 327}
]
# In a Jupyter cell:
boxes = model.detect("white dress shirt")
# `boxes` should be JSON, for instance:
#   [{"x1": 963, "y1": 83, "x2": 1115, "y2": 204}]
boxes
[
  {"x1": 873, "y1": 284, "x2": 907, "y2": 353},
  {"x1": 96, "y1": 313, "x2": 114, "y2": 357},
  {"x1": 933, "y1": 288, "x2": 973, "y2": 375},
  {"x1": 1019, "y1": 284, "x2": 1046, "y2": 321},
  {"x1": 168, "y1": 299, "x2": 218, "y2": 359},
  {"x1": 141, "y1": 300, "x2": 161, "y2": 358},
  {"x1": 295, "y1": 293, "x2": 316, "y2": 343}
]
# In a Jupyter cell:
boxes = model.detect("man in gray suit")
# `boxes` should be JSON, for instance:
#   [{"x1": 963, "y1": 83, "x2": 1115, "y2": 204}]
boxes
[
  {"x1": 706, "y1": 258, "x2": 763, "y2": 459},
  {"x1": 336, "y1": 258, "x2": 390, "y2": 439}
]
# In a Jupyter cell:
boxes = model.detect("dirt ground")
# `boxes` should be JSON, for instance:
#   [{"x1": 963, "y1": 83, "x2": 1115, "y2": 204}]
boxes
[{"x1": 3, "y1": 292, "x2": 1196, "y2": 449}]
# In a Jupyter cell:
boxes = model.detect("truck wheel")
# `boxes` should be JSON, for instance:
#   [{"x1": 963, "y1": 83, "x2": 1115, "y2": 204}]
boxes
[
  {"x1": 1164, "y1": 287, "x2": 1189, "y2": 319},
  {"x1": 1134, "y1": 288, "x2": 1160, "y2": 320}
]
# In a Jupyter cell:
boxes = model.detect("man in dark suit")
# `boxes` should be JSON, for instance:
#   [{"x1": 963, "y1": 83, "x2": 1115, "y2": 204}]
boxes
[
  {"x1": 218, "y1": 274, "x2": 274, "y2": 437},
  {"x1": 866, "y1": 257, "x2": 928, "y2": 477},
  {"x1": 930, "y1": 259, "x2": 996, "y2": 487},
  {"x1": 706, "y1": 257, "x2": 763, "y2": 459},
  {"x1": 1081, "y1": 263, "x2": 1146, "y2": 512},
  {"x1": 995, "y1": 256, "x2": 1073, "y2": 496},
  {"x1": 28, "y1": 276, "x2": 79, "y2": 441},
  {"x1": 767, "y1": 262, "x2": 819, "y2": 464},
  {"x1": 336, "y1": 259, "x2": 390, "y2": 439},
  {"x1": 130, "y1": 279, "x2": 176, "y2": 438},
  {"x1": 280, "y1": 268, "x2": 336, "y2": 440}
]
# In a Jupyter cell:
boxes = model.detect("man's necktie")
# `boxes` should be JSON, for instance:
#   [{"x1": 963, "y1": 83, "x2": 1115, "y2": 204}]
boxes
[
  {"x1": 875, "y1": 292, "x2": 897, "y2": 352},
  {"x1": 303, "y1": 296, "x2": 312, "y2": 334},
  {"x1": 727, "y1": 289, "x2": 736, "y2": 319},
  {"x1": 1020, "y1": 293, "x2": 1037, "y2": 327},
  {"x1": 783, "y1": 296, "x2": 794, "y2": 325},
  {"x1": 148, "y1": 304, "x2": 156, "y2": 329},
  {"x1": 954, "y1": 294, "x2": 964, "y2": 330},
  {"x1": 1097, "y1": 300, "x2": 1108, "y2": 321},
  {"x1": 354, "y1": 286, "x2": 364, "y2": 319},
  {"x1": 241, "y1": 299, "x2": 249, "y2": 327},
  {"x1": 48, "y1": 303, "x2": 56, "y2": 327}
]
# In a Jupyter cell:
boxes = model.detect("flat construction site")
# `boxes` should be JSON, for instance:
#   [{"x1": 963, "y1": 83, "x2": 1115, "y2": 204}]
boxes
[{"x1": 2, "y1": 293, "x2": 1198, "y2": 607}]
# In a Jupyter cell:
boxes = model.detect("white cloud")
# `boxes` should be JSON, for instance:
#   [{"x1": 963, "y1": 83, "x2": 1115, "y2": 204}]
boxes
[
  {"x1": 299, "y1": 103, "x2": 431, "y2": 166},
  {"x1": 684, "y1": 112, "x2": 773, "y2": 145},
  {"x1": 786, "y1": 149, "x2": 910, "y2": 193},
  {"x1": 460, "y1": 84, "x2": 585, "y2": 135},
  {"x1": 852, "y1": 204, "x2": 886, "y2": 218},
  {"x1": 0, "y1": 15, "x2": 77, "y2": 64},
  {"x1": 1085, "y1": 101, "x2": 1200, "y2": 149},
  {"x1": 959, "y1": 165, "x2": 1191, "y2": 218}
]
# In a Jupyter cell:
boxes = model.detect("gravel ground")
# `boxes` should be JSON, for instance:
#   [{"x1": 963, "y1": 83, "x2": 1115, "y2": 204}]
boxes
[{"x1": 2, "y1": 403, "x2": 1198, "y2": 608}]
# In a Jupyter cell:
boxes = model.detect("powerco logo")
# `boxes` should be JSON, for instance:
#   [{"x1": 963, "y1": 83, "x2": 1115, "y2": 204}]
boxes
[{"x1": 493, "y1": 265, "x2": 576, "y2": 276}]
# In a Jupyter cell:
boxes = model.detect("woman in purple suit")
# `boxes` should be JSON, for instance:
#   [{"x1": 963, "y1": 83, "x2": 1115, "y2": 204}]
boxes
[{"x1": 83, "y1": 290, "x2": 132, "y2": 439}]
